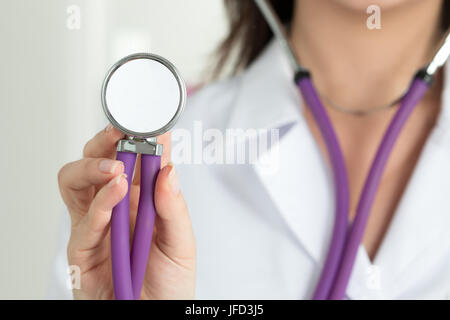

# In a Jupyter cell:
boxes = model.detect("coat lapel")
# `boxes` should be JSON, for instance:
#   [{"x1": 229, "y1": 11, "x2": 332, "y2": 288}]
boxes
[
  {"x1": 227, "y1": 41, "x2": 336, "y2": 267},
  {"x1": 229, "y1": 39, "x2": 450, "y2": 298},
  {"x1": 372, "y1": 62, "x2": 450, "y2": 297},
  {"x1": 252, "y1": 122, "x2": 336, "y2": 264}
]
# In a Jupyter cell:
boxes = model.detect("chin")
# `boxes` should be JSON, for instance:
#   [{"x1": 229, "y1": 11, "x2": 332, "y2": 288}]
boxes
[{"x1": 331, "y1": 0, "x2": 418, "y2": 11}]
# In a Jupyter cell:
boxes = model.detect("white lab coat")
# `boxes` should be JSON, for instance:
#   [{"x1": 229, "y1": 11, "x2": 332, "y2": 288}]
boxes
[
  {"x1": 51, "y1": 41, "x2": 450, "y2": 299},
  {"x1": 176, "y1": 40, "x2": 450, "y2": 300}
]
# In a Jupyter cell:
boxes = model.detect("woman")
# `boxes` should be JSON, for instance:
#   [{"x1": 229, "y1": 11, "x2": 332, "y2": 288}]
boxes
[{"x1": 58, "y1": 0, "x2": 450, "y2": 299}]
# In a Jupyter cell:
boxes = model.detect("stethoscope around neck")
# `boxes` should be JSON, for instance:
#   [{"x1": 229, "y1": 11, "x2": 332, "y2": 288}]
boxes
[
  {"x1": 255, "y1": 0, "x2": 450, "y2": 299},
  {"x1": 101, "y1": 53, "x2": 186, "y2": 300},
  {"x1": 101, "y1": 2, "x2": 449, "y2": 300}
]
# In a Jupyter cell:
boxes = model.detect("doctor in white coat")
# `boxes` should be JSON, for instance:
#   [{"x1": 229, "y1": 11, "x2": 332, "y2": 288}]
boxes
[{"x1": 56, "y1": 0, "x2": 450, "y2": 299}]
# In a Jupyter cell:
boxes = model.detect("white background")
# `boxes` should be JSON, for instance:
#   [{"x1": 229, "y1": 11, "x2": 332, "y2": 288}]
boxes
[{"x1": 0, "y1": 0, "x2": 227, "y2": 299}]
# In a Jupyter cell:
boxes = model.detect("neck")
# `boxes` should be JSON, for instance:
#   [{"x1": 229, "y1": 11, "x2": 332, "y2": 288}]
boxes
[{"x1": 290, "y1": 0, "x2": 444, "y2": 111}]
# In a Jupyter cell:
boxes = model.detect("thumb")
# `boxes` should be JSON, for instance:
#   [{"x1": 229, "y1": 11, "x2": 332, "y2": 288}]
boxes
[{"x1": 154, "y1": 163, "x2": 195, "y2": 261}]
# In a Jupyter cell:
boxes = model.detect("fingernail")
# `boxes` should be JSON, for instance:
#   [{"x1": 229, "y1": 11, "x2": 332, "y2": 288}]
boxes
[
  {"x1": 105, "y1": 124, "x2": 114, "y2": 132},
  {"x1": 168, "y1": 163, "x2": 180, "y2": 196},
  {"x1": 108, "y1": 173, "x2": 127, "y2": 187},
  {"x1": 99, "y1": 159, "x2": 120, "y2": 174}
]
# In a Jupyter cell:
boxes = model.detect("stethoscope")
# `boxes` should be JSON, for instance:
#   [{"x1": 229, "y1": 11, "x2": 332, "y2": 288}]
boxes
[
  {"x1": 255, "y1": 0, "x2": 450, "y2": 299},
  {"x1": 101, "y1": 53, "x2": 186, "y2": 299},
  {"x1": 100, "y1": 2, "x2": 449, "y2": 301}
]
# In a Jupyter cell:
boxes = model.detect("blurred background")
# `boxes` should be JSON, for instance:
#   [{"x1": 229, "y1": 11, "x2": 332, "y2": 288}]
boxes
[{"x1": 0, "y1": 0, "x2": 228, "y2": 299}]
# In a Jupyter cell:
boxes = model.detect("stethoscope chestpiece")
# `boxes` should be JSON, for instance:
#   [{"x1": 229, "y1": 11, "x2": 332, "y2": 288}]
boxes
[{"x1": 101, "y1": 53, "x2": 186, "y2": 156}]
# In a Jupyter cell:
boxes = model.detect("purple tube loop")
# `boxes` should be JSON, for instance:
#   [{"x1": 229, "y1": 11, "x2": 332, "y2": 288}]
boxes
[
  {"x1": 130, "y1": 154, "x2": 161, "y2": 299},
  {"x1": 111, "y1": 151, "x2": 137, "y2": 300},
  {"x1": 296, "y1": 77, "x2": 350, "y2": 300},
  {"x1": 328, "y1": 78, "x2": 430, "y2": 300}
]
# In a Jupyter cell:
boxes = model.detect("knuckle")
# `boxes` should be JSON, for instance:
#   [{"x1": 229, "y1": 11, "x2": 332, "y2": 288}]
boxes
[
  {"x1": 107, "y1": 130, "x2": 123, "y2": 147},
  {"x1": 82, "y1": 157, "x2": 92, "y2": 173},
  {"x1": 57, "y1": 163, "x2": 70, "y2": 187},
  {"x1": 66, "y1": 238, "x2": 81, "y2": 264},
  {"x1": 82, "y1": 139, "x2": 93, "y2": 158},
  {"x1": 86, "y1": 206, "x2": 108, "y2": 234},
  {"x1": 86, "y1": 215, "x2": 100, "y2": 234},
  {"x1": 83, "y1": 131, "x2": 102, "y2": 157}
]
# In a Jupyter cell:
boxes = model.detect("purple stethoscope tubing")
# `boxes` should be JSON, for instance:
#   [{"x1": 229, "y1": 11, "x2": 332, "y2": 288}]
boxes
[
  {"x1": 295, "y1": 71, "x2": 431, "y2": 300},
  {"x1": 253, "y1": 0, "x2": 448, "y2": 299},
  {"x1": 130, "y1": 154, "x2": 160, "y2": 299},
  {"x1": 296, "y1": 74, "x2": 350, "y2": 300},
  {"x1": 254, "y1": 0, "x2": 449, "y2": 299},
  {"x1": 103, "y1": 53, "x2": 186, "y2": 300},
  {"x1": 111, "y1": 152, "x2": 161, "y2": 300},
  {"x1": 328, "y1": 76, "x2": 430, "y2": 299},
  {"x1": 111, "y1": 151, "x2": 137, "y2": 300}
]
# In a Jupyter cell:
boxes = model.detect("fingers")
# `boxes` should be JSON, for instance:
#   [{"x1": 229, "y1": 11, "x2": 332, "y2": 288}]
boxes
[
  {"x1": 154, "y1": 163, "x2": 195, "y2": 260},
  {"x1": 59, "y1": 158, "x2": 124, "y2": 192},
  {"x1": 72, "y1": 173, "x2": 128, "y2": 251},
  {"x1": 132, "y1": 131, "x2": 171, "y2": 186},
  {"x1": 158, "y1": 132, "x2": 171, "y2": 168},
  {"x1": 81, "y1": 126, "x2": 170, "y2": 186},
  {"x1": 83, "y1": 124, "x2": 125, "y2": 159}
]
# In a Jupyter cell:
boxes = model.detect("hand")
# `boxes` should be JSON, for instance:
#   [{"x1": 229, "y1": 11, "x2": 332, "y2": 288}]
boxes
[{"x1": 58, "y1": 125, "x2": 196, "y2": 299}]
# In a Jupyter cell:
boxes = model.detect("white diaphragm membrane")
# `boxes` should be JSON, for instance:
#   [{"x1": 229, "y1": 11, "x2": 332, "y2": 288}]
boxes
[{"x1": 102, "y1": 55, "x2": 184, "y2": 137}]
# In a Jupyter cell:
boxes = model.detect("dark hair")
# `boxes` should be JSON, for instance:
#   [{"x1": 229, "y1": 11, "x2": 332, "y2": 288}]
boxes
[{"x1": 215, "y1": 0, "x2": 450, "y2": 76}]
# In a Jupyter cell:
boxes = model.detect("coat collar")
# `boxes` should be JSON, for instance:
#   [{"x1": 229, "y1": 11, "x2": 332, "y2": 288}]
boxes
[
  {"x1": 228, "y1": 40, "x2": 337, "y2": 278},
  {"x1": 227, "y1": 40, "x2": 301, "y2": 131},
  {"x1": 228, "y1": 40, "x2": 450, "y2": 298}
]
